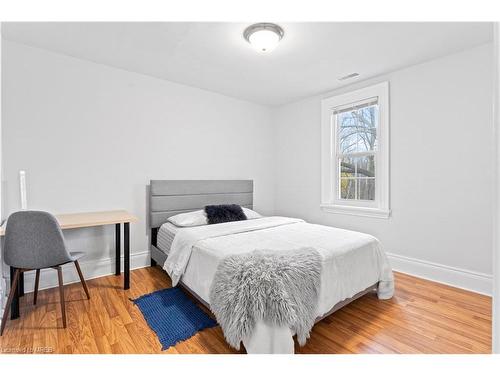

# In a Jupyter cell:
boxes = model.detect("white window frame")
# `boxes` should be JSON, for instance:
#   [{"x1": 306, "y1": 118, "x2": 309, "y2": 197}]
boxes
[{"x1": 321, "y1": 82, "x2": 390, "y2": 219}]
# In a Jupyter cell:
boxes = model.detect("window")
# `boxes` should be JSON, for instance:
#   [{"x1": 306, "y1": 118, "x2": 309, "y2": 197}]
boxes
[{"x1": 321, "y1": 82, "x2": 390, "y2": 218}]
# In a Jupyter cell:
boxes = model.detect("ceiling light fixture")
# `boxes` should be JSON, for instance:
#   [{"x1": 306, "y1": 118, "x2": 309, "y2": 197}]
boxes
[{"x1": 243, "y1": 23, "x2": 284, "y2": 53}]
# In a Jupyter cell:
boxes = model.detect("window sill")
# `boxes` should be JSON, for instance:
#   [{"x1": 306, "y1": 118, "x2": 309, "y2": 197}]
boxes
[{"x1": 320, "y1": 204, "x2": 391, "y2": 219}]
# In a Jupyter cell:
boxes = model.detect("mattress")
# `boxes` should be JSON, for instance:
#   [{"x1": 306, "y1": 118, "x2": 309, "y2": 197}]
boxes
[
  {"x1": 157, "y1": 222, "x2": 180, "y2": 254},
  {"x1": 167, "y1": 217, "x2": 394, "y2": 310},
  {"x1": 161, "y1": 217, "x2": 394, "y2": 353}
]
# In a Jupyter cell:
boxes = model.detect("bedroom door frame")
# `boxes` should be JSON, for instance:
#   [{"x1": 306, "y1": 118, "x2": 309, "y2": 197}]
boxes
[
  {"x1": 493, "y1": 22, "x2": 500, "y2": 354},
  {"x1": 0, "y1": 24, "x2": 4, "y2": 328}
]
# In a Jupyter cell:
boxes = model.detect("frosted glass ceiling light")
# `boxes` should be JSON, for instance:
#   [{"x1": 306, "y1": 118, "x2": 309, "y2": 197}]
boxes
[{"x1": 244, "y1": 23, "x2": 284, "y2": 53}]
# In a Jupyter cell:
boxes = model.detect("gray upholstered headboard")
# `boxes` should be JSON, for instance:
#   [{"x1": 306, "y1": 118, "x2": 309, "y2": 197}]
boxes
[{"x1": 149, "y1": 180, "x2": 253, "y2": 229}]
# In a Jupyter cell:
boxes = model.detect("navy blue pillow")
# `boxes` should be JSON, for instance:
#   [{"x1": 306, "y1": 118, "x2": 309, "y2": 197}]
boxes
[{"x1": 204, "y1": 204, "x2": 247, "y2": 225}]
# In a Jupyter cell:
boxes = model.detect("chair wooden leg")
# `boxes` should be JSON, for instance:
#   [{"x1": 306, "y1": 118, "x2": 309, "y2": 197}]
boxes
[
  {"x1": 33, "y1": 269, "x2": 40, "y2": 305},
  {"x1": 56, "y1": 266, "x2": 67, "y2": 328},
  {"x1": 74, "y1": 260, "x2": 90, "y2": 299},
  {"x1": 1, "y1": 269, "x2": 20, "y2": 336}
]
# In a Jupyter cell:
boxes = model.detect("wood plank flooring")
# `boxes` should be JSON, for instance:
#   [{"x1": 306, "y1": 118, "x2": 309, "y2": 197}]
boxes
[{"x1": 0, "y1": 267, "x2": 492, "y2": 354}]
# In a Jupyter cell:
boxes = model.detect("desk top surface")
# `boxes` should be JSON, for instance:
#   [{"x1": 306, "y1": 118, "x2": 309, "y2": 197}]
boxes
[{"x1": 0, "y1": 210, "x2": 137, "y2": 236}]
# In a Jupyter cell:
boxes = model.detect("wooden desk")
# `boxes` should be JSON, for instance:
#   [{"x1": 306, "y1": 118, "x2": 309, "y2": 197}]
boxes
[{"x1": 0, "y1": 210, "x2": 137, "y2": 320}]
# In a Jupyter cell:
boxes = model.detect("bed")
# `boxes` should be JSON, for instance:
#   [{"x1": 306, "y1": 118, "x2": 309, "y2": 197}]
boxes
[{"x1": 149, "y1": 179, "x2": 394, "y2": 354}]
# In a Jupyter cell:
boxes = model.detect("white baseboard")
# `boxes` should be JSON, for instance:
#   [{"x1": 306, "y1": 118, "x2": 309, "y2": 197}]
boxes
[
  {"x1": 387, "y1": 252, "x2": 493, "y2": 296},
  {"x1": 3, "y1": 251, "x2": 151, "y2": 295}
]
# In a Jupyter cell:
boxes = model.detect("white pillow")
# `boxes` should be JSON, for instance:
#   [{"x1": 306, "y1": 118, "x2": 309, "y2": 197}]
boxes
[
  {"x1": 242, "y1": 207, "x2": 262, "y2": 219},
  {"x1": 167, "y1": 209, "x2": 207, "y2": 227},
  {"x1": 167, "y1": 207, "x2": 262, "y2": 227}
]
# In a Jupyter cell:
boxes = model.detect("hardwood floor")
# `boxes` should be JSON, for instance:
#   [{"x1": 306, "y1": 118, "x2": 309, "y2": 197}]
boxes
[{"x1": 0, "y1": 267, "x2": 491, "y2": 354}]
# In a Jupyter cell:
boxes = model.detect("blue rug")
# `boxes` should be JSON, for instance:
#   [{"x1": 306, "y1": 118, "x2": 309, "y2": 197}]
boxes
[{"x1": 132, "y1": 287, "x2": 218, "y2": 350}]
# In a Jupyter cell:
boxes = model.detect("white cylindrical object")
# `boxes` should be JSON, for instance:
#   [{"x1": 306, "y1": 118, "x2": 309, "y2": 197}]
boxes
[{"x1": 19, "y1": 170, "x2": 27, "y2": 210}]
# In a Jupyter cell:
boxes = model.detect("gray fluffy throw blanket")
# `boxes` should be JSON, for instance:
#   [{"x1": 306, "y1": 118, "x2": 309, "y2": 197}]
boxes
[{"x1": 209, "y1": 248, "x2": 322, "y2": 350}]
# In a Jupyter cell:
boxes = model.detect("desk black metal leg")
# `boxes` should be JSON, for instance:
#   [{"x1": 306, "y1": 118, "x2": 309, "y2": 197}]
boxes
[
  {"x1": 18, "y1": 270, "x2": 25, "y2": 297},
  {"x1": 10, "y1": 266, "x2": 20, "y2": 320},
  {"x1": 124, "y1": 222, "x2": 130, "y2": 290},
  {"x1": 115, "y1": 223, "x2": 121, "y2": 276}
]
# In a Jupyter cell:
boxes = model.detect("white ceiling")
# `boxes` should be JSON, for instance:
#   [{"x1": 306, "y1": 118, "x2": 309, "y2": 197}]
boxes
[{"x1": 1, "y1": 22, "x2": 493, "y2": 106}]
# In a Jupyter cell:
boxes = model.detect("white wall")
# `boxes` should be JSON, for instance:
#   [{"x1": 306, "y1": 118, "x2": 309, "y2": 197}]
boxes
[
  {"x1": 273, "y1": 44, "x2": 494, "y2": 294},
  {"x1": 1, "y1": 39, "x2": 495, "y2": 296},
  {"x1": 1, "y1": 40, "x2": 275, "y2": 291}
]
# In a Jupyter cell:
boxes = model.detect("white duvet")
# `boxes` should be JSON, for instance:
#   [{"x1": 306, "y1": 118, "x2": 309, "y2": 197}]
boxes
[{"x1": 163, "y1": 216, "x2": 394, "y2": 354}]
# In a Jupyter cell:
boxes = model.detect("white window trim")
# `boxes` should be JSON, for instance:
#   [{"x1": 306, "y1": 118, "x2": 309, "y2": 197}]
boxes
[{"x1": 321, "y1": 81, "x2": 390, "y2": 219}]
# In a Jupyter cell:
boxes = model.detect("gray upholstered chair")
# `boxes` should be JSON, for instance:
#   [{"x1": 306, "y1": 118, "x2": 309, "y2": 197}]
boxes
[{"x1": 1, "y1": 211, "x2": 90, "y2": 336}]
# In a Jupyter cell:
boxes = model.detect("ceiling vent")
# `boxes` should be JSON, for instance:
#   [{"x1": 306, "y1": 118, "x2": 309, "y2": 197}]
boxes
[{"x1": 338, "y1": 72, "x2": 360, "y2": 81}]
